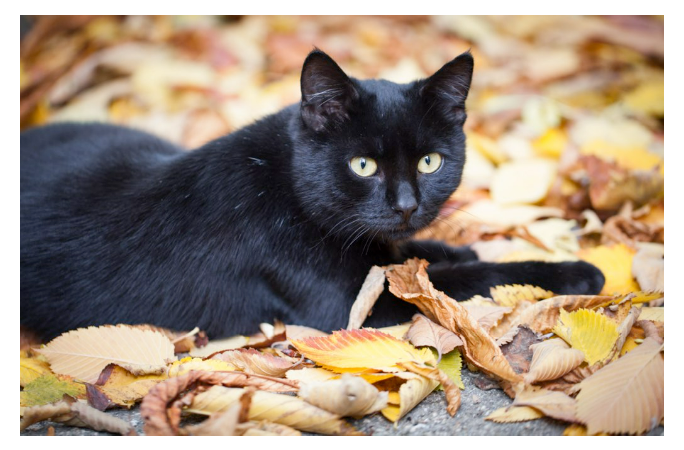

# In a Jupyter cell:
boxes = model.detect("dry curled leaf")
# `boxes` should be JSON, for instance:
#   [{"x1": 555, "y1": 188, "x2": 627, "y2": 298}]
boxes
[
  {"x1": 167, "y1": 357, "x2": 238, "y2": 377},
  {"x1": 512, "y1": 387, "x2": 579, "y2": 423},
  {"x1": 298, "y1": 373, "x2": 388, "y2": 419},
  {"x1": 631, "y1": 244, "x2": 664, "y2": 293},
  {"x1": 407, "y1": 314, "x2": 463, "y2": 362},
  {"x1": 380, "y1": 372, "x2": 439, "y2": 423},
  {"x1": 141, "y1": 370, "x2": 299, "y2": 436},
  {"x1": 524, "y1": 339, "x2": 584, "y2": 384},
  {"x1": 188, "y1": 335, "x2": 248, "y2": 358},
  {"x1": 210, "y1": 348, "x2": 299, "y2": 377},
  {"x1": 500, "y1": 326, "x2": 543, "y2": 375},
  {"x1": 399, "y1": 362, "x2": 461, "y2": 417},
  {"x1": 89, "y1": 364, "x2": 167, "y2": 409},
  {"x1": 181, "y1": 389, "x2": 254, "y2": 436},
  {"x1": 347, "y1": 265, "x2": 387, "y2": 330},
  {"x1": 575, "y1": 338, "x2": 664, "y2": 435},
  {"x1": 36, "y1": 325, "x2": 176, "y2": 383},
  {"x1": 187, "y1": 386, "x2": 361, "y2": 436},
  {"x1": 513, "y1": 295, "x2": 615, "y2": 334},
  {"x1": 462, "y1": 304, "x2": 512, "y2": 331},
  {"x1": 386, "y1": 258, "x2": 522, "y2": 383},
  {"x1": 21, "y1": 399, "x2": 136, "y2": 435}
]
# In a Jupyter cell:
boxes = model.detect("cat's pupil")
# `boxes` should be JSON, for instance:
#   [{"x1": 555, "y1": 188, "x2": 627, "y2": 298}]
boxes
[
  {"x1": 425, "y1": 155, "x2": 431, "y2": 166},
  {"x1": 360, "y1": 158, "x2": 366, "y2": 169}
]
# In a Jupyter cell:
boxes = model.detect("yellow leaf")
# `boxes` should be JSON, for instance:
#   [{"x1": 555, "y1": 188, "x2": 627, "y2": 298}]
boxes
[
  {"x1": 563, "y1": 424, "x2": 608, "y2": 436},
  {"x1": 532, "y1": 127, "x2": 567, "y2": 159},
  {"x1": 290, "y1": 329, "x2": 435, "y2": 373},
  {"x1": 167, "y1": 357, "x2": 238, "y2": 378},
  {"x1": 20, "y1": 355, "x2": 53, "y2": 387},
  {"x1": 95, "y1": 365, "x2": 167, "y2": 408},
  {"x1": 435, "y1": 349, "x2": 465, "y2": 390},
  {"x1": 380, "y1": 372, "x2": 439, "y2": 422},
  {"x1": 623, "y1": 78, "x2": 664, "y2": 117},
  {"x1": 552, "y1": 309, "x2": 619, "y2": 366},
  {"x1": 485, "y1": 405, "x2": 543, "y2": 423},
  {"x1": 638, "y1": 307, "x2": 664, "y2": 323},
  {"x1": 36, "y1": 325, "x2": 176, "y2": 383},
  {"x1": 375, "y1": 323, "x2": 411, "y2": 340},
  {"x1": 187, "y1": 386, "x2": 361, "y2": 435},
  {"x1": 490, "y1": 284, "x2": 555, "y2": 307},
  {"x1": 577, "y1": 244, "x2": 640, "y2": 295},
  {"x1": 575, "y1": 338, "x2": 664, "y2": 435},
  {"x1": 467, "y1": 131, "x2": 508, "y2": 165},
  {"x1": 581, "y1": 140, "x2": 662, "y2": 171},
  {"x1": 620, "y1": 336, "x2": 640, "y2": 356}
]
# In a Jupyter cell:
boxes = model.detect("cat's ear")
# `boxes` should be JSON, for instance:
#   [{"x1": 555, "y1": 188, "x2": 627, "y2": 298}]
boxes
[
  {"x1": 420, "y1": 51, "x2": 474, "y2": 124},
  {"x1": 300, "y1": 49, "x2": 359, "y2": 132}
]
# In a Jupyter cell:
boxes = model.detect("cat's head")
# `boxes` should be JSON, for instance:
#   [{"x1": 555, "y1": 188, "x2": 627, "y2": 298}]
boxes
[{"x1": 291, "y1": 49, "x2": 473, "y2": 244}]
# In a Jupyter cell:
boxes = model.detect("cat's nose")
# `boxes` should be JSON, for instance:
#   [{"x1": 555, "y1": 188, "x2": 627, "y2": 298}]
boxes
[{"x1": 393, "y1": 192, "x2": 418, "y2": 222}]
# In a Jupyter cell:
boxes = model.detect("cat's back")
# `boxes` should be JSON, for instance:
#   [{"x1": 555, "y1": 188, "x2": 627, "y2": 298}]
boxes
[{"x1": 21, "y1": 122, "x2": 182, "y2": 193}]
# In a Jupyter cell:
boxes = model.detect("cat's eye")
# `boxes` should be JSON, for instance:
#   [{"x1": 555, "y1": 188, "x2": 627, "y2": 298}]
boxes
[
  {"x1": 349, "y1": 156, "x2": 378, "y2": 177},
  {"x1": 417, "y1": 153, "x2": 442, "y2": 174}
]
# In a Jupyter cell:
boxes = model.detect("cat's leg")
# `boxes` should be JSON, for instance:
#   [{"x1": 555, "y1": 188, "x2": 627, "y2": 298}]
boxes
[
  {"x1": 426, "y1": 260, "x2": 605, "y2": 301},
  {"x1": 399, "y1": 239, "x2": 478, "y2": 264}
]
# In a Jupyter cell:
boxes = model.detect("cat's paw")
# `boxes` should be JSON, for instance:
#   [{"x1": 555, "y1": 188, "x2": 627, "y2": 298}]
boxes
[{"x1": 557, "y1": 260, "x2": 605, "y2": 295}]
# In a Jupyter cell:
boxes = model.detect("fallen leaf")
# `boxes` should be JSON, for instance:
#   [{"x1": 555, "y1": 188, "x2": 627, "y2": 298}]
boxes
[
  {"x1": 181, "y1": 389, "x2": 253, "y2": 436},
  {"x1": 435, "y1": 349, "x2": 465, "y2": 390},
  {"x1": 552, "y1": 309, "x2": 619, "y2": 365},
  {"x1": 131, "y1": 325, "x2": 202, "y2": 354},
  {"x1": 380, "y1": 372, "x2": 439, "y2": 422},
  {"x1": 210, "y1": 348, "x2": 300, "y2": 377},
  {"x1": 500, "y1": 326, "x2": 543, "y2": 375},
  {"x1": 290, "y1": 328, "x2": 434, "y2": 373},
  {"x1": 286, "y1": 367, "x2": 338, "y2": 383},
  {"x1": 515, "y1": 295, "x2": 615, "y2": 334},
  {"x1": 20, "y1": 374, "x2": 86, "y2": 407},
  {"x1": 632, "y1": 244, "x2": 664, "y2": 292},
  {"x1": 575, "y1": 338, "x2": 664, "y2": 435},
  {"x1": 577, "y1": 243, "x2": 640, "y2": 295},
  {"x1": 399, "y1": 362, "x2": 461, "y2": 417},
  {"x1": 285, "y1": 325, "x2": 328, "y2": 340},
  {"x1": 347, "y1": 265, "x2": 387, "y2": 329},
  {"x1": 36, "y1": 325, "x2": 176, "y2": 383},
  {"x1": 512, "y1": 387, "x2": 579, "y2": 423},
  {"x1": 20, "y1": 354, "x2": 53, "y2": 387},
  {"x1": 490, "y1": 284, "x2": 555, "y2": 307},
  {"x1": 636, "y1": 320, "x2": 664, "y2": 345},
  {"x1": 562, "y1": 424, "x2": 608, "y2": 436},
  {"x1": 298, "y1": 373, "x2": 388, "y2": 418},
  {"x1": 638, "y1": 307, "x2": 664, "y2": 323},
  {"x1": 20, "y1": 399, "x2": 136, "y2": 435},
  {"x1": 490, "y1": 158, "x2": 558, "y2": 205},
  {"x1": 524, "y1": 339, "x2": 584, "y2": 384},
  {"x1": 407, "y1": 314, "x2": 463, "y2": 362},
  {"x1": 375, "y1": 323, "x2": 411, "y2": 339},
  {"x1": 386, "y1": 259, "x2": 522, "y2": 383},
  {"x1": 90, "y1": 364, "x2": 167, "y2": 409},
  {"x1": 141, "y1": 370, "x2": 299, "y2": 436},
  {"x1": 463, "y1": 304, "x2": 512, "y2": 332},
  {"x1": 187, "y1": 386, "x2": 361, "y2": 435},
  {"x1": 167, "y1": 357, "x2": 238, "y2": 377},
  {"x1": 485, "y1": 405, "x2": 543, "y2": 423},
  {"x1": 189, "y1": 335, "x2": 248, "y2": 358},
  {"x1": 237, "y1": 420, "x2": 302, "y2": 436}
]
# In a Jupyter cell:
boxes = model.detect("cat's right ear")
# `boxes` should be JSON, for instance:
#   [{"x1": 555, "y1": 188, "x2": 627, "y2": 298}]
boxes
[
  {"x1": 420, "y1": 51, "x2": 474, "y2": 125},
  {"x1": 300, "y1": 50, "x2": 359, "y2": 132}
]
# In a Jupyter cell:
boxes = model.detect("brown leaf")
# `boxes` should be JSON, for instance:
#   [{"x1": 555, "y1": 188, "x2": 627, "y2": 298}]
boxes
[
  {"x1": 189, "y1": 335, "x2": 248, "y2": 358},
  {"x1": 131, "y1": 324, "x2": 202, "y2": 354},
  {"x1": 248, "y1": 320, "x2": 287, "y2": 349},
  {"x1": 89, "y1": 364, "x2": 167, "y2": 409},
  {"x1": 500, "y1": 326, "x2": 543, "y2": 375},
  {"x1": 407, "y1": 314, "x2": 463, "y2": 362},
  {"x1": 489, "y1": 301, "x2": 535, "y2": 341},
  {"x1": 386, "y1": 258, "x2": 522, "y2": 384},
  {"x1": 636, "y1": 320, "x2": 664, "y2": 345},
  {"x1": 68, "y1": 400, "x2": 137, "y2": 435},
  {"x1": 347, "y1": 265, "x2": 387, "y2": 329},
  {"x1": 575, "y1": 338, "x2": 664, "y2": 435},
  {"x1": 20, "y1": 399, "x2": 136, "y2": 435},
  {"x1": 20, "y1": 401, "x2": 72, "y2": 432},
  {"x1": 462, "y1": 304, "x2": 512, "y2": 331},
  {"x1": 515, "y1": 295, "x2": 615, "y2": 334}
]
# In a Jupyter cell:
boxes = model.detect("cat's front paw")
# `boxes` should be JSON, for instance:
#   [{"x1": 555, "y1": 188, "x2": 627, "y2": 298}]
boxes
[{"x1": 556, "y1": 260, "x2": 605, "y2": 295}]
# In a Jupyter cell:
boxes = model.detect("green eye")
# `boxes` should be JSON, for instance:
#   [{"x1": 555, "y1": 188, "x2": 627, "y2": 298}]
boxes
[
  {"x1": 350, "y1": 156, "x2": 378, "y2": 177},
  {"x1": 417, "y1": 153, "x2": 442, "y2": 174}
]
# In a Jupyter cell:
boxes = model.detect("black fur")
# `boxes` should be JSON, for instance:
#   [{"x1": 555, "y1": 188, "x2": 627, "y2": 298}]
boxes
[{"x1": 20, "y1": 50, "x2": 604, "y2": 340}]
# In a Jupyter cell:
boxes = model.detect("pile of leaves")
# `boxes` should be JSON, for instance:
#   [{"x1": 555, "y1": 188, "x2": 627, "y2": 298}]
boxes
[
  {"x1": 20, "y1": 260, "x2": 663, "y2": 435},
  {"x1": 20, "y1": 15, "x2": 664, "y2": 436}
]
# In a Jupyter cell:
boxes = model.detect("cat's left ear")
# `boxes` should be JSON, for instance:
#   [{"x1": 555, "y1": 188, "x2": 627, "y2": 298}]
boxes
[
  {"x1": 420, "y1": 51, "x2": 474, "y2": 124},
  {"x1": 300, "y1": 49, "x2": 359, "y2": 132}
]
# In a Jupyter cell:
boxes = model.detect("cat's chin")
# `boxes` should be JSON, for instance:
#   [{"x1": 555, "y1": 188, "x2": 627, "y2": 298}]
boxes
[{"x1": 377, "y1": 227, "x2": 419, "y2": 242}]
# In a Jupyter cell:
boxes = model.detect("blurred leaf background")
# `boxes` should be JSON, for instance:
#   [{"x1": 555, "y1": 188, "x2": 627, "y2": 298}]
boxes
[{"x1": 20, "y1": 16, "x2": 665, "y2": 292}]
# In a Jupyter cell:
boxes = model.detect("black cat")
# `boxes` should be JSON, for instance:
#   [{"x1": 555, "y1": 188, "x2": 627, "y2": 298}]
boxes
[{"x1": 20, "y1": 50, "x2": 604, "y2": 340}]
